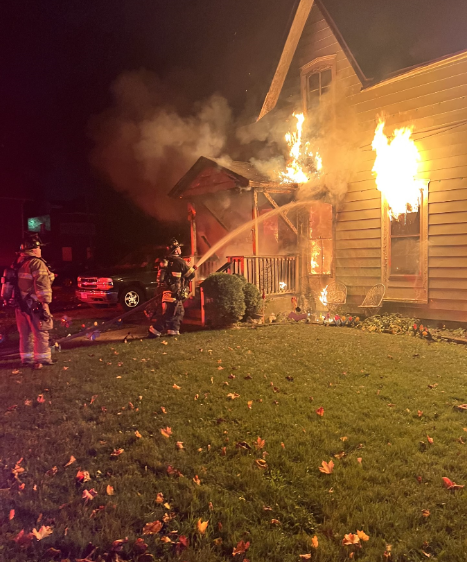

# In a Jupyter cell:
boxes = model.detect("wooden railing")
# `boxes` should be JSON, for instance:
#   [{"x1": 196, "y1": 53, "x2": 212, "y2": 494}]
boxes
[{"x1": 227, "y1": 255, "x2": 298, "y2": 295}]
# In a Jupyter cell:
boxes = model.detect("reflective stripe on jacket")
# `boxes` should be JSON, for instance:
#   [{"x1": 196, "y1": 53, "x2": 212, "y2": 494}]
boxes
[{"x1": 17, "y1": 253, "x2": 55, "y2": 303}]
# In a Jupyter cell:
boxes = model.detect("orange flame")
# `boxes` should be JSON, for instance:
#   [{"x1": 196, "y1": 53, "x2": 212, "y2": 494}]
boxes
[
  {"x1": 372, "y1": 119, "x2": 423, "y2": 218},
  {"x1": 281, "y1": 113, "x2": 322, "y2": 184},
  {"x1": 319, "y1": 285, "x2": 328, "y2": 307},
  {"x1": 310, "y1": 240, "x2": 322, "y2": 273}
]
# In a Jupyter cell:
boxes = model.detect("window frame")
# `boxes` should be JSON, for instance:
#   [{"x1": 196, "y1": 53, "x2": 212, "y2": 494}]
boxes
[
  {"x1": 300, "y1": 55, "x2": 336, "y2": 115},
  {"x1": 381, "y1": 181, "x2": 429, "y2": 303}
]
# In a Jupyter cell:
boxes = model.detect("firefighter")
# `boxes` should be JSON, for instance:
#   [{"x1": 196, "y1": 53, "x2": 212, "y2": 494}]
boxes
[
  {"x1": 15, "y1": 234, "x2": 55, "y2": 369},
  {"x1": 148, "y1": 238, "x2": 196, "y2": 337}
]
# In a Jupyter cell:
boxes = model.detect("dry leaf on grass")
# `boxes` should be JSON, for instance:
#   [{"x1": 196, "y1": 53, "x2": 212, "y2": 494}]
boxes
[
  {"x1": 156, "y1": 492, "x2": 164, "y2": 503},
  {"x1": 82, "y1": 489, "x2": 98, "y2": 503},
  {"x1": 316, "y1": 407, "x2": 324, "y2": 416},
  {"x1": 311, "y1": 535, "x2": 319, "y2": 548},
  {"x1": 357, "y1": 530, "x2": 369, "y2": 541},
  {"x1": 342, "y1": 533, "x2": 360, "y2": 546},
  {"x1": 427, "y1": 435, "x2": 434, "y2": 444},
  {"x1": 76, "y1": 470, "x2": 91, "y2": 483},
  {"x1": 227, "y1": 393, "x2": 240, "y2": 400},
  {"x1": 255, "y1": 437, "x2": 265, "y2": 449},
  {"x1": 64, "y1": 455, "x2": 76, "y2": 467},
  {"x1": 233, "y1": 540, "x2": 250, "y2": 555},
  {"x1": 319, "y1": 460, "x2": 334, "y2": 474},
  {"x1": 421, "y1": 509, "x2": 430, "y2": 517},
  {"x1": 255, "y1": 459, "x2": 268, "y2": 470},
  {"x1": 197, "y1": 519, "x2": 208, "y2": 534},
  {"x1": 173, "y1": 384, "x2": 181, "y2": 390},
  {"x1": 143, "y1": 520, "x2": 163, "y2": 535},
  {"x1": 135, "y1": 430, "x2": 142, "y2": 439},
  {"x1": 442, "y1": 476, "x2": 464, "y2": 490},
  {"x1": 110, "y1": 448, "x2": 124, "y2": 457},
  {"x1": 193, "y1": 475, "x2": 201, "y2": 485},
  {"x1": 160, "y1": 427, "x2": 172, "y2": 438},
  {"x1": 176, "y1": 441, "x2": 184, "y2": 450},
  {"x1": 106, "y1": 485, "x2": 115, "y2": 495}
]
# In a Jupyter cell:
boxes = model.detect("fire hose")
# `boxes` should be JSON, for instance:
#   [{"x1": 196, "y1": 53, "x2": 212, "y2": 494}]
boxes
[{"x1": 54, "y1": 294, "x2": 161, "y2": 346}]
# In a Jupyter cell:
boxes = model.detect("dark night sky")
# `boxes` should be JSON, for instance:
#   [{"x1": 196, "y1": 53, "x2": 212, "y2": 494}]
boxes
[{"x1": 1, "y1": 0, "x2": 466, "y2": 203}]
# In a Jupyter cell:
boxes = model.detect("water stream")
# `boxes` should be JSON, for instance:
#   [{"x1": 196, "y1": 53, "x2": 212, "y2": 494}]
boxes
[{"x1": 195, "y1": 199, "x2": 310, "y2": 268}]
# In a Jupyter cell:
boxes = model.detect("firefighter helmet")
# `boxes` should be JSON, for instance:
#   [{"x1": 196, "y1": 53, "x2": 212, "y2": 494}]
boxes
[
  {"x1": 20, "y1": 233, "x2": 46, "y2": 251},
  {"x1": 167, "y1": 238, "x2": 183, "y2": 253}
]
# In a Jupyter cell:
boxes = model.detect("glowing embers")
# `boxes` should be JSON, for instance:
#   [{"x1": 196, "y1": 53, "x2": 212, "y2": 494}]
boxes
[
  {"x1": 280, "y1": 113, "x2": 322, "y2": 184},
  {"x1": 372, "y1": 119, "x2": 424, "y2": 218}
]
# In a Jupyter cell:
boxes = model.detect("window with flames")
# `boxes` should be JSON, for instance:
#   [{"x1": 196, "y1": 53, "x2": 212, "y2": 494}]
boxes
[{"x1": 308, "y1": 201, "x2": 333, "y2": 275}]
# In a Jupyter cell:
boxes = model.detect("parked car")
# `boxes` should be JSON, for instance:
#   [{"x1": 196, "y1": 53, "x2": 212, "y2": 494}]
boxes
[{"x1": 75, "y1": 248, "x2": 165, "y2": 311}]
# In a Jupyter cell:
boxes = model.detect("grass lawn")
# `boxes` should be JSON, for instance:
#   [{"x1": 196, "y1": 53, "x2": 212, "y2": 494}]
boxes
[{"x1": 1, "y1": 324, "x2": 467, "y2": 562}]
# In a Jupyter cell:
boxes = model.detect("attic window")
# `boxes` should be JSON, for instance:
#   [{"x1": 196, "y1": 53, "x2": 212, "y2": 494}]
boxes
[{"x1": 300, "y1": 55, "x2": 336, "y2": 114}]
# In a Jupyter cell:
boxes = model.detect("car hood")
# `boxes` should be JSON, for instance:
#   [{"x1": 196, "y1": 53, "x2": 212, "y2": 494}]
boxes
[{"x1": 79, "y1": 267, "x2": 152, "y2": 281}]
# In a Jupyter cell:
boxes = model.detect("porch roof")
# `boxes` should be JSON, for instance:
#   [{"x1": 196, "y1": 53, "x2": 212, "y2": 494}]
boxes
[{"x1": 169, "y1": 156, "x2": 296, "y2": 199}]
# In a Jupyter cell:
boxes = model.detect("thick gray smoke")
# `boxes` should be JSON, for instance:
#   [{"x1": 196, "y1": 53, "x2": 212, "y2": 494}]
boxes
[
  {"x1": 237, "y1": 83, "x2": 361, "y2": 207},
  {"x1": 89, "y1": 69, "x2": 232, "y2": 221}
]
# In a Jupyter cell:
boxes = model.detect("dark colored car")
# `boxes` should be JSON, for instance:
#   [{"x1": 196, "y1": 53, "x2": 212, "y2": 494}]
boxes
[{"x1": 75, "y1": 248, "x2": 165, "y2": 311}]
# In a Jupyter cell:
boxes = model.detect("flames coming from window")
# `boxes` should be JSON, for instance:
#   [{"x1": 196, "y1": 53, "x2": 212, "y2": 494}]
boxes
[
  {"x1": 372, "y1": 119, "x2": 424, "y2": 218},
  {"x1": 280, "y1": 113, "x2": 322, "y2": 184}
]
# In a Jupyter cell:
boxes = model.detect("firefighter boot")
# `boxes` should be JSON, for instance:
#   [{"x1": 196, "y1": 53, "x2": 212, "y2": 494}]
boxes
[{"x1": 148, "y1": 326, "x2": 162, "y2": 338}]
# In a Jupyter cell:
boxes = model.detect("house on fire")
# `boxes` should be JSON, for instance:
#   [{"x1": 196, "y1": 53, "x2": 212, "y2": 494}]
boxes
[{"x1": 171, "y1": 0, "x2": 467, "y2": 323}]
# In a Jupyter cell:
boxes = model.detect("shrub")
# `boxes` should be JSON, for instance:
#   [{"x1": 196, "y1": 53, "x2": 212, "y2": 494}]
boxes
[
  {"x1": 243, "y1": 282, "x2": 261, "y2": 319},
  {"x1": 202, "y1": 273, "x2": 246, "y2": 327}
]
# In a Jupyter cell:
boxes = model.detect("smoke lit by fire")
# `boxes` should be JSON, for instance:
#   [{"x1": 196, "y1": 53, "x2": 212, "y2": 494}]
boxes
[
  {"x1": 372, "y1": 119, "x2": 423, "y2": 218},
  {"x1": 280, "y1": 113, "x2": 322, "y2": 184}
]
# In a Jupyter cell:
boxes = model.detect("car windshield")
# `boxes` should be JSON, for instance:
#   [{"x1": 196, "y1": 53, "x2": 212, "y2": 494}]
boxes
[{"x1": 116, "y1": 251, "x2": 155, "y2": 269}]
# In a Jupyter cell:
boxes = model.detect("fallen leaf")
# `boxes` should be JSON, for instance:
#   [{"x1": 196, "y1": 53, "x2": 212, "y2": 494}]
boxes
[
  {"x1": 193, "y1": 475, "x2": 201, "y2": 485},
  {"x1": 46, "y1": 466, "x2": 58, "y2": 477},
  {"x1": 236, "y1": 441, "x2": 251, "y2": 450},
  {"x1": 422, "y1": 509, "x2": 430, "y2": 517},
  {"x1": 340, "y1": 436, "x2": 348, "y2": 441},
  {"x1": 255, "y1": 436, "x2": 265, "y2": 449},
  {"x1": 311, "y1": 535, "x2": 319, "y2": 548},
  {"x1": 111, "y1": 538, "x2": 128, "y2": 552},
  {"x1": 160, "y1": 427, "x2": 172, "y2": 438},
  {"x1": 227, "y1": 393, "x2": 240, "y2": 399},
  {"x1": 334, "y1": 451, "x2": 346, "y2": 460},
  {"x1": 37, "y1": 394, "x2": 46, "y2": 403},
  {"x1": 160, "y1": 536, "x2": 172, "y2": 544},
  {"x1": 176, "y1": 441, "x2": 184, "y2": 450},
  {"x1": 106, "y1": 485, "x2": 115, "y2": 495},
  {"x1": 161, "y1": 406, "x2": 167, "y2": 414},
  {"x1": 64, "y1": 456, "x2": 76, "y2": 467},
  {"x1": 281, "y1": 442, "x2": 285, "y2": 449},
  {"x1": 247, "y1": 400, "x2": 253, "y2": 409},
  {"x1": 143, "y1": 520, "x2": 163, "y2": 535},
  {"x1": 110, "y1": 448, "x2": 124, "y2": 457},
  {"x1": 197, "y1": 519, "x2": 209, "y2": 534},
  {"x1": 135, "y1": 430, "x2": 142, "y2": 439},
  {"x1": 76, "y1": 470, "x2": 91, "y2": 483},
  {"x1": 255, "y1": 458, "x2": 268, "y2": 470},
  {"x1": 82, "y1": 489, "x2": 98, "y2": 503},
  {"x1": 90, "y1": 395, "x2": 98, "y2": 404},
  {"x1": 173, "y1": 384, "x2": 181, "y2": 390},
  {"x1": 299, "y1": 556, "x2": 312, "y2": 560},
  {"x1": 271, "y1": 519, "x2": 281, "y2": 525},
  {"x1": 233, "y1": 540, "x2": 250, "y2": 555},
  {"x1": 456, "y1": 404, "x2": 467, "y2": 410},
  {"x1": 24, "y1": 399, "x2": 32, "y2": 406},
  {"x1": 162, "y1": 340, "x2": 168, "y2": 345},
  {"x1": 316, "y1": 407, "x2": 324, "y2": 417},
  {"x1": 156, "y1": 492, "x2": 164, "y2": 503},
  {"x1": 418, "y1": 410, "x2": 423, "y2": 417},
  {"x1": 342, "y1": 533, "x2": 360, "y2": 546},
  {"x1": 134, "y1": 538, "x2": 148, "y2": 554},
  {"x1": 319, "y1": 460, "x2": 334, "y2": 474},
  {"x1": 13, "y1": 529, "x2": 34, "y2": 547},
  {"x1": 442, "y1": 476, "x2": 464, "y2": 490},
  {"x1": 427, "y1": 435, "x2": 434, "y2": 444},
  {"x1": 357, "y1": 457, "x2": 362, "y2": 464},
  {"x1": 213, "y1": 537, "x2": 223, "y2": 546},
  {"x1": 357, "y1": 530, "x2": 369, "y2": 541},
  {"x1": 9, "y1": 509, "x2": 15, "y2": 520}
]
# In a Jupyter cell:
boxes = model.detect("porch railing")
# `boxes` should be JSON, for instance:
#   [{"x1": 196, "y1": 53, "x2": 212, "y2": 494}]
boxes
[{"x1": 227, "y1": 255, "x2": 298, "y2": 295}]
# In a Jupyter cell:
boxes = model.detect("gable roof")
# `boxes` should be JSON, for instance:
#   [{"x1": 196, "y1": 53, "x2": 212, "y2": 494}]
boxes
[
  {"x1": 169, "y1": 156, "x2": 286, "y2": 199},
  {"x1": 258, "y1": 0, "x2": 368, "y2": 120}
]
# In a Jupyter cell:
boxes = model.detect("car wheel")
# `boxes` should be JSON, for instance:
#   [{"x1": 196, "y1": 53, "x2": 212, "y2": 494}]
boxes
[{"x1": 120, "y1": 286, "x2": 145, "y2": 312}]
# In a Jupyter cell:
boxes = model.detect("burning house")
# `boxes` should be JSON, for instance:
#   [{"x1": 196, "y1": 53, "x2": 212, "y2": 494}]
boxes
[{"x1": 172, "y1": 0, "x2": 467, "y2": 323}]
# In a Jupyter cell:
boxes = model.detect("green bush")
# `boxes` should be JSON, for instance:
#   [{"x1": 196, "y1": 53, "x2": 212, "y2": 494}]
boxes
[
  {"x1": 202, "y1": 273, "x2": 246, "y2": 327},
  {"x1": 243, "y1": 282, "x2": 261, "y2": 319}
]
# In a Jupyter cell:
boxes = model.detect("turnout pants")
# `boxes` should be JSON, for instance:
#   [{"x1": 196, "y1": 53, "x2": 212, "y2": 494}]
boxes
[
  {"x1": 15, "y1": 309, "x2": 51, "y2": 363},
  {"x1": 153, "y1": 301, "x2": 185, "y2": 333}
]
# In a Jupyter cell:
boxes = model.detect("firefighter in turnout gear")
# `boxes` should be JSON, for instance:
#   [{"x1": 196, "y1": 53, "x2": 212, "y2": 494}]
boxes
[
  {"x1": 14, "y1": 234, "x2": 55, "y2": 369},
  {"x1": 148, "y1": 238, "x2": 197, "y2": 337}
]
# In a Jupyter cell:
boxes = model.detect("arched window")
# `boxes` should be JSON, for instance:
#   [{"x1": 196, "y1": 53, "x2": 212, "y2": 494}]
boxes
[{"x1": 300, "y1": 55, "x2": 336, "y2": 114}]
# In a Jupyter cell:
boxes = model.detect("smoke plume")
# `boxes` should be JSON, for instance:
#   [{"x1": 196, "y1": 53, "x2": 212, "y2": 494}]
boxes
[
  {"x1": 89, "y1": 69, "x2": 232, "y2": 221},
  {"x1": 237, "y1": 83, "x2": 361, "y2": 206}
]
